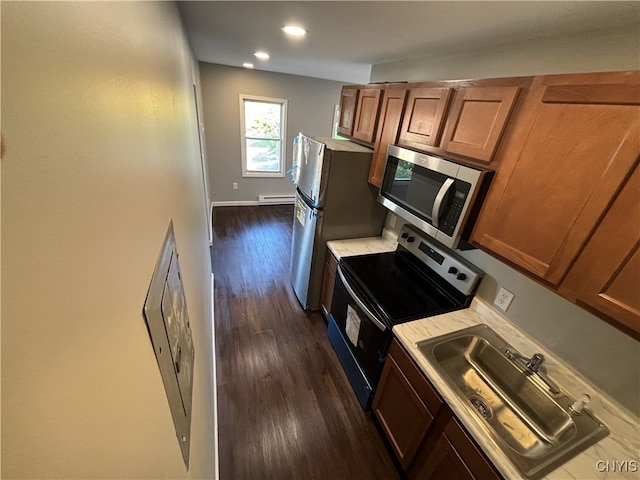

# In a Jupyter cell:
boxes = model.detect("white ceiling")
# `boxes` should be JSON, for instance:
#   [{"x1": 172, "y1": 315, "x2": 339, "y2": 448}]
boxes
[{"x1": 178, "y1": 1, "x2": 640, "y2": 84}]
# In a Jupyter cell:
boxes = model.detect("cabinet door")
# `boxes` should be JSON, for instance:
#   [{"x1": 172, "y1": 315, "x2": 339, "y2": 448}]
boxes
[
  {"x1": 560, "y1": 163, "x2": 640, "y2": 336},
  {"x1": 369, "y1": 88, "x2": 407, "y2": 188},
  {"x1": 440, "y1": 86, "x2": 520, "y2": 163},
  {"x1": 373, "y1": 355, "x2": 434, "y2": 468},
  {"x1": 320, "y1": 249, "x2": 339, "y2": 320},
  {"x1": 398, "y1": 87, "x2": 453, "y2": 150},
  {"x1": 412, "y1": 418, "x2": 501, "y2": 480},
  {"x1": 472, "y1": 71, "x2": 640, "y2": 286},
  {"x1": 373, "y1": 340, "x2": 442, "y2": 468},
  {"x1": 352, "y1": 87, "x2": 382, "y2": 144},
  {"x1": 411, "y1": 430, "x2": 475, "y2": 480},
  {"x1": 337, "y1": 87, "x2": 358, "y2": 137}
]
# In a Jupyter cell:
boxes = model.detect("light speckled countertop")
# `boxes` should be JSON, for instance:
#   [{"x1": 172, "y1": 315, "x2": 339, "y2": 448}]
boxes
[{"x1": 327, "y1": 235, "x2": 640, "y2": 480}]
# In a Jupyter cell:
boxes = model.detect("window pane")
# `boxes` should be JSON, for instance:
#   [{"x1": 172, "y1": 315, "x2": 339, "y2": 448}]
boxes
[
  {"x1": 246, "y1": 139, "x2": 281, "y2": 172},
  {"x1": 240, "y1": 95, "x2": 286, "y2": 177},
  {"x1": 244, "y1": 101, "x2": 281, "y2": 139}
]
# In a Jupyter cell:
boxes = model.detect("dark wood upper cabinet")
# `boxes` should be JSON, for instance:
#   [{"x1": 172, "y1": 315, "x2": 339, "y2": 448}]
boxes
[
  {"x1": 352, "y1": 86, "x2": 383, "y2": 144},
  {"x1": 369, "y1": 87, "x2": 407, "y2": 188},
  {"x1": 398, "y1": 87, "x2": 453, "y2": 150},
  {"x1": 440, "y1": 86, "x2": 520, "y2": 163},
  {"x1": 472, "y1": 71, "x2": 640, "y2": 292},
  {"x1": 397, "y1": 84, "x2": 522, "y2": 165},
  {"x1": 337, "y1": 86, "x2": 359, "y2": 137}
]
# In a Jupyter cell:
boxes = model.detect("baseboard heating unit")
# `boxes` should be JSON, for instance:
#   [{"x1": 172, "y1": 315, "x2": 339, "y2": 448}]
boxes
[{"x1": 258, "y1": 194, "x2": 295, "y2": 205}]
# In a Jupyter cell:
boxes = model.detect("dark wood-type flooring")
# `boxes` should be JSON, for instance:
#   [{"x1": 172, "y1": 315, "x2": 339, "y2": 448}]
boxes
[{"x1": 211, "y1": 205, "x2": 400, "y2": 480}]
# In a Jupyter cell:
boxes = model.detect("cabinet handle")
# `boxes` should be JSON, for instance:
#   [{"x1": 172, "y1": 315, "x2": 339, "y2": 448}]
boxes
[{"x1": 432, "y1": 178, "x2": 455, "y2": 228}]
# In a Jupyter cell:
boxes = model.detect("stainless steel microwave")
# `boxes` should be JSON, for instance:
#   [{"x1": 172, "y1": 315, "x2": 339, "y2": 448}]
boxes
[{"x1": 378, "y1": 145, "x2": 493, "y2": 249}]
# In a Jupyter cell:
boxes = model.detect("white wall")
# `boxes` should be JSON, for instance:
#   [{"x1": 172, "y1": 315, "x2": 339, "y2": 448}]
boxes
[
  {"x1": 1, "y1": 2, "x2": 216, "y2": 478},
  {"x1": 374, "y1": 26, "x2": 640, "y2": 417},
  {"x1": 199, "y1": 63, "x2": 344, "y2": 204}
]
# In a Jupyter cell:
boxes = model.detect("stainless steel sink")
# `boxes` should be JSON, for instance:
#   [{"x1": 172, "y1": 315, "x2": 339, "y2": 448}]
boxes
[{"x1": 417, "y1": 324, "x2": 609, "y2": 479}]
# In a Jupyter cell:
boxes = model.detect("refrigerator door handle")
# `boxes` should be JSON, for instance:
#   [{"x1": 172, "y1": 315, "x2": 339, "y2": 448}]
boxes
[{"x1": 296, "y1": 186, "x2": 317, "y2": 209}]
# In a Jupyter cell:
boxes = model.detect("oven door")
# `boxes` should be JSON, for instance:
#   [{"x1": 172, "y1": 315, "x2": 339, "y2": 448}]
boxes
[{"x1": 327, "y1": 266, "x2": 391, "y2": 409}]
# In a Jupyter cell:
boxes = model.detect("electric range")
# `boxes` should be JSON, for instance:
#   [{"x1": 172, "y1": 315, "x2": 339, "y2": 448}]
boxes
[{"x1": 327, "y1": 224, "x2": 484, "y2": 409}]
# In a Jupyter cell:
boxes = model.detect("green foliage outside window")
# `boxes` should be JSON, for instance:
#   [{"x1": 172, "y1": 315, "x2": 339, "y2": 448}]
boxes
[{"x1": 244, "y1": 100, "x2": 282, "y2": 173}]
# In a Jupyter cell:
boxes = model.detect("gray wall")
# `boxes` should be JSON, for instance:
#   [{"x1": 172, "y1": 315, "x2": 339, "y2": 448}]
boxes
[
  {"x1": 375, "y1": 25, "x2": 640, "y2": 417},
  {"x1": 371, "y1": 24, "x2": 640, "y2": 82},
  {"x1": 2, "y1": 2, "x2": 216, "y2": 477},
  {"x1": 199, "y1": 63, "x2": 344, "y2": 204}
]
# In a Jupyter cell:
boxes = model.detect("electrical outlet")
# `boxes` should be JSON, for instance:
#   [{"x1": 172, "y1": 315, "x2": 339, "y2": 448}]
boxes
[
  {"x1": 494, "y1": 287, "x2": 515, "y2": 311},
  {"x1": 232, "y1": 182, "x2": 238, "y2": 190}
]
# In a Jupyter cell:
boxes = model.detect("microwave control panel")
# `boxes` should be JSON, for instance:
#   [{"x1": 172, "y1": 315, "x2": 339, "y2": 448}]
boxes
[{"x1": 439, "y1": 181, "x2": 471, "y2": 236}]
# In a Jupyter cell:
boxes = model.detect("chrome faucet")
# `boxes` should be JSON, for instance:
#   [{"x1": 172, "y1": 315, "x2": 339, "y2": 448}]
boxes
[
  {"x1": 505, "y1": 349, "x2": 561, "y2": 394},
  {"x1": 526, "y1": 353, "x2": 545, "y2": 372}
]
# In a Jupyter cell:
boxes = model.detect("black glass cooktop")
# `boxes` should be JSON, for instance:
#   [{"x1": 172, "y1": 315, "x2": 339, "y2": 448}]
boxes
[{"x1": 340, "y1": 248, "x2": 462, "y2": 327}]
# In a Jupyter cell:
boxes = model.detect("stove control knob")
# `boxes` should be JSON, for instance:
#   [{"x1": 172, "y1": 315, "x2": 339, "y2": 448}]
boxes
[
  {"x1": 406, "y1": 236, "x2": 415, "y2": 243},
  {"x1": 457, "y1": 273, "x2": 467, "y2": 281},
  {"x1": 448, "y1": 267, "x2": 458, "y2": 274},
  {"x1": 401, "y1": 232, "x2": 409, "y2": 239}
]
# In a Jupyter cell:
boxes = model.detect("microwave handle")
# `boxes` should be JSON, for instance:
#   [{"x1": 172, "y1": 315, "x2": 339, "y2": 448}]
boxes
[
  {"x1": 432, "y1": 178, "x2": 455, "y2": 228},
  {"x1": 337, "y1": 266, "x2": 387, "y2": 332}
]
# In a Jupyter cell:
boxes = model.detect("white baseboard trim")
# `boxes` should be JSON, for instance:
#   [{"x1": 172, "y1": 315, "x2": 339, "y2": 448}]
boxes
[
  {"x1": 208, "y1": 201, "x2": 214, "y2": 247},
  {"x1": 211, "y1": 273, "x2": 219, "y2": 480},
  {"x1": 212, "y1": 199, "x2": 296, "y2": 207},
  {"x1": 211, "y1": 200, "x2": 259, "y2": 207}
]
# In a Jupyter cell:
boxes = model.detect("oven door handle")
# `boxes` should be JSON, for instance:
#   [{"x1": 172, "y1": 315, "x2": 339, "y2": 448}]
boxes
[
  {"x1": 432, "y1": 177, "x2": 455, "y2": 228},
  {"x1": 337, "y1": 266, "x2": 387, "y2": 332}
]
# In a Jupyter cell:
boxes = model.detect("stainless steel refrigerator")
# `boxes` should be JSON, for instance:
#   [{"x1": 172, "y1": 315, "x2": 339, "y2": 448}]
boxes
[{"x1": 290, "y1": 134, "x2": 386, "y2": 310}]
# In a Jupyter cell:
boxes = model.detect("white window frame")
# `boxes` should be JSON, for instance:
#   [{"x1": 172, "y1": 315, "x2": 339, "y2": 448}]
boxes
[{"x1": 239, "y1": 94, "x2": 287, "y2": 178}]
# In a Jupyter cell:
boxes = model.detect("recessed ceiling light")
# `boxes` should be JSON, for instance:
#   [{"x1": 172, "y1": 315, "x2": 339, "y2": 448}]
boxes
[
  {"x1": 242, "y1": 62, "x2": 254, "y2": 69},
  {"x1": 254, "y1": 51, "x2": 270, "y2": 60},
  {"x1": 281, "y1": 25, "x2": 307, "y2": 37}
]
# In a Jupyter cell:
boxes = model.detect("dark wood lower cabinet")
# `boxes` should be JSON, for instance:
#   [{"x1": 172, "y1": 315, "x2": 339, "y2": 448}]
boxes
[
  {"x1": 373, "y1": 341, "x2": 441, "y2": 468},
  {"x1": 411, "y1": 421, "x2": 474, "y2": 480},
  {"x1": 373, "y1": 339, "x2": 502, "y2": 480},
  {"x1": 410, "y1": 418, "x2": 502, "y2": 480},
  {"x1": 320, "y1": 248, "x2": 338, "y2": 320}
]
